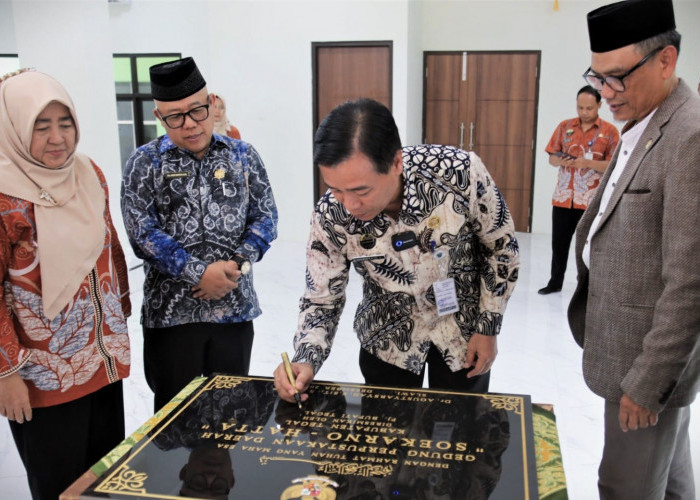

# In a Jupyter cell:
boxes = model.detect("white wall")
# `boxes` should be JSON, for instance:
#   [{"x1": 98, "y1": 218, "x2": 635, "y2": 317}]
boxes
[
  {"x1": 108, "y1": 1, "x2": 210, "y2": 67},
  {"x1": 0, "y1": 1, "x2": 16, "y2": 55},
  {"x1": 406, "y1": 0, "x2": 425, "y2": 144}
]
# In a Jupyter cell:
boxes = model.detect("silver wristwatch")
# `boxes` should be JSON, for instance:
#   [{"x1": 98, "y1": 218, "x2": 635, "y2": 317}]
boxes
[{"x1": 233, "y1": 254, "x2": 251, "y2": 275}]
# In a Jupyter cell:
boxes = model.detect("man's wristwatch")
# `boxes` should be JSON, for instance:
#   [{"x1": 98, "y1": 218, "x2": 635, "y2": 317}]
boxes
[{"x1": 233, "y1": 254, "x2": 251, "y2": 275}]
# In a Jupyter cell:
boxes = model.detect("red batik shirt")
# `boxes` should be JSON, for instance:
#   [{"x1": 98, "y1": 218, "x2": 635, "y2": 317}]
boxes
[
  {"x1": 0, "y1": 163, "x2": 131, "y2": 408},
  {"x1": 545, "y1": 117, "x2": 619, "y2": 209}
]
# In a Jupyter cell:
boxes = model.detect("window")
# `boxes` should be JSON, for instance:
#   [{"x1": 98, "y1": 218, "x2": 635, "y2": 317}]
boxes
[
  {"x1": 114, "y1": 53, "x2": 180, "y2": 168},
  {"x1": 0, "y1": 54, "x2": 20, "y2": 76}
]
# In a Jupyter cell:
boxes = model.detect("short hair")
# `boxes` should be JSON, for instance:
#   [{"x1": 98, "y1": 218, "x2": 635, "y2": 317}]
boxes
[
  {"x1": 577, "y1": 85, "x2": 601, "y2": 103},
  {"x1": 635, "y1": 29, "x2": 681, "y2": 57},
  {"x1": 313, "y1": 98, "x2": 401, "y2": 174}
]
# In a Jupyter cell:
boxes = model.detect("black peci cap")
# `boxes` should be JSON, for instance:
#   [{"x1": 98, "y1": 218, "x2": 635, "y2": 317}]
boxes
[
  {"x1": 149, "y1": 57, "x2": 206, "y2": 101},
  {"x1": 587, "y1": 0, "x2": 675, "y2": 53}
]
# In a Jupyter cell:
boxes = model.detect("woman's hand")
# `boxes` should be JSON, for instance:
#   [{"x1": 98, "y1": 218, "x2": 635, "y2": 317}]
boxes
[{"x1": 0, "y1": 373, "x2": 32, "y2": 424}]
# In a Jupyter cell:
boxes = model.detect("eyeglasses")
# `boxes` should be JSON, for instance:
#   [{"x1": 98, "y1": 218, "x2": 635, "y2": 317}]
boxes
[
  {"x1": 582, "y1": 46, "x2": 663, "y2": 92},
  {"x1": 157, "y1": 104, "x2": 210, "y2": 129}
]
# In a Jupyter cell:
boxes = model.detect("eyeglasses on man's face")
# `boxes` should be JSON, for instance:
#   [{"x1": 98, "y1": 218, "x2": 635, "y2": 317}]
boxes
[
  {"x1": 582, "y1": 46, "x2": 663, "y2": 92},
  {"x1": 157, "y1": 104, "x2": 210, "y2": 129}
]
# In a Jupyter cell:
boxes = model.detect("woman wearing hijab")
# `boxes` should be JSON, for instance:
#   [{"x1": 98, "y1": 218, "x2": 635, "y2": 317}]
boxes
[
  {"x1": 212, "y1": 92, "x2": 241, "y2": 139},
  {"x1": 0, "y1": 69, "x2": 131, "y2": 500}
]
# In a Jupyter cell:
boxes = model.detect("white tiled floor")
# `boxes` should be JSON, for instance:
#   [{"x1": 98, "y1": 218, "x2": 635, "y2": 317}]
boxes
[{"x1": 1, "y1": 232, "x2": 698, "y2": 499}]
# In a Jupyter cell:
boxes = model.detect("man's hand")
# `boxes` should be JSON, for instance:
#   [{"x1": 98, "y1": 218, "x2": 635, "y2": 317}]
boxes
[
  {"x1": 465, "y1": 333, "x2": 497, "y2": 378},
  {"x1": 273, "y1": 362, "x2": 314, "y2": 404},
  {"x1": 192, "y1": 260, "x2": 241, "y2": 300},
  {"x1": 619, "y1": 393, "x2": 658, "y2": 432},
  {"x1": 566, "y1": 157, "x2": 589, "y2": 170},
  {"x1": 0, "y1": 373, "x2": 32, "y2": 424},
  {"x1": 548, "y1": 153, "x2": 565, "y2": 167}
]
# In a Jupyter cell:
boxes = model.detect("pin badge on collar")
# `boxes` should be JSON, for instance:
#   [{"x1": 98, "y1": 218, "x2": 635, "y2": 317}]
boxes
[
  {"x1": 427, "y1": 216, "x2": 441, "y2": 229},
  {"x1": 360, "y1": 233, "x2": 376, "y2": 249}
]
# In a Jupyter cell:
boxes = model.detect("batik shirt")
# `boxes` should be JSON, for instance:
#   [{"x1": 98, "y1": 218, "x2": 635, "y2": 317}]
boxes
[
  {"x1": 293, "y1": 145, "x2": 519, "y2": 375},
  {"x1": 121, "y1": 134, "x2": 278, "y2": 328},
  {"x1": 0, "y1": 164, "x2": 131, "y2": 408},
  {"x1": 545, "y1": 117, "x2": 619, "y2": 209}
]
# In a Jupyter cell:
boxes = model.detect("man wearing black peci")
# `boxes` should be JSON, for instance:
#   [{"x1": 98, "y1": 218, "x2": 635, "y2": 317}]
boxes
[
  {"x1": 122, "y1": 57, "x2": 278, "y2": 411},
  {"x1": 569, "y1": 0, "x2": 700, "y2": 497}
]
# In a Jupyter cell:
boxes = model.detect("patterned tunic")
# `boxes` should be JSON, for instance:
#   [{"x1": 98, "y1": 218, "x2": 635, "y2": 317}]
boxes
[
  {"x1": 0, "y1": 164, "x2": 131, "y2": 408},
  {"x1": 121, "y1": 134, "x2": 278, "y2": 328},
  {"x1": 293, "y1": 145, "x2": 519, "y2": 375}
]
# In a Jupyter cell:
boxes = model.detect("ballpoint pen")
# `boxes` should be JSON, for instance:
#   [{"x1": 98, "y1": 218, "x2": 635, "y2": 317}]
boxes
[{"x1": 281, "y1": 352, "x2": 303, "y2": 409}]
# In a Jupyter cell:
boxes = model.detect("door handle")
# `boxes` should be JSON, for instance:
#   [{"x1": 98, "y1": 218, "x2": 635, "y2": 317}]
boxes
[
  {"x1": 459, "y1": 122, "x2": 465, "y2": 149},
  {"x1": 469, "y1": 122, "x2": 475, "y2": 150}
]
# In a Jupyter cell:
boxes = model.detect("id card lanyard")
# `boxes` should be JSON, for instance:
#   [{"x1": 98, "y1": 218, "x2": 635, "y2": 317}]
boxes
[
  {"x1": 584, "y1": 129, "x2": 601, "y2": 160},
  {"x1": 431, "y1": 242, "x2": 459, "y2": 316}
]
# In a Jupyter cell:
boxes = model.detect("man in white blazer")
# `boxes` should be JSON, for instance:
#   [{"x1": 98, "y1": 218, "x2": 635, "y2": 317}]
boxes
[{"x1": 568, "y1": 0, "x2": 700, "y2": 498}]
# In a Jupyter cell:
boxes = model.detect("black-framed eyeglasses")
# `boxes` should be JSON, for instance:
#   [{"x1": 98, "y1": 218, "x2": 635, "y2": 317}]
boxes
[
  {"x1": 582, "y1": 46, "x2": 663, "y2": 92},
  {"x1": 157, "y1": 104, "x2": 210, "y2": 129}
]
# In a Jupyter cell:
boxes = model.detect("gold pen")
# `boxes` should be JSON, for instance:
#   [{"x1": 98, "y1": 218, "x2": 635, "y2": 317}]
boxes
[{"x1": 281, "y1": 352, "x2": 303, "y2": 409}]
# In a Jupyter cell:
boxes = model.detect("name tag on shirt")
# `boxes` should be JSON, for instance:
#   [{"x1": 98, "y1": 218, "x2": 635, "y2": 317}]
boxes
[
  {"x1": 164, "y1": 172, "x2": 189, "y2": 180},
  {"x1": 433, "y1": 278, "x2": 459, "y2": 316},
  {"x1": 351, "y1": 255, "x2": 384, "y2": 263}
]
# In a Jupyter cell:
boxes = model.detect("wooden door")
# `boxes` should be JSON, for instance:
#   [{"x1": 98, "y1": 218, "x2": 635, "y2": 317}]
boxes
[
  {"x1": 423, "y1": 52, "x2": 540, "y2": 232},
  {"x1": 313, "y1": 42, "x2": 392, "y2": 201}
]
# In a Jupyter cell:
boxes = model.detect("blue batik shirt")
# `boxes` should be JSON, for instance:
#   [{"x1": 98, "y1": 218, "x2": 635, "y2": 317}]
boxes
[{"x1": 121, "y1": 134, "x2": 278, "y2": 328}]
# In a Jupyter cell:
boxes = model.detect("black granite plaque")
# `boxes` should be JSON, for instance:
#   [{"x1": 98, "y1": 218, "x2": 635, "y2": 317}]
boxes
[{"x1": 81, "y1": 375, "x2": 539, "y2": 499}]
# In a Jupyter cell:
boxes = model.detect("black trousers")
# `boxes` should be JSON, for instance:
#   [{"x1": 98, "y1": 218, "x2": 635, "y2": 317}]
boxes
[
  {"x1": 144, "y1": 321, "x2": 254, "y2": 412},
  {"x1": 359, "y1": 343, "x2": 490, "y2": 393},
  {"x1": 547, "y1": 206, "x2": 585, "y2": 288},
  {"x1": 9, "y1": 381, "x2": 124, "y2": 500}
]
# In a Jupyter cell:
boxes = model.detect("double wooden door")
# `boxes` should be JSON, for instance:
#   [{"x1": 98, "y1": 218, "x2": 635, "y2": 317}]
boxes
[{"x1": 423, "y1": 51, "x2": 540, "y2": 232}]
